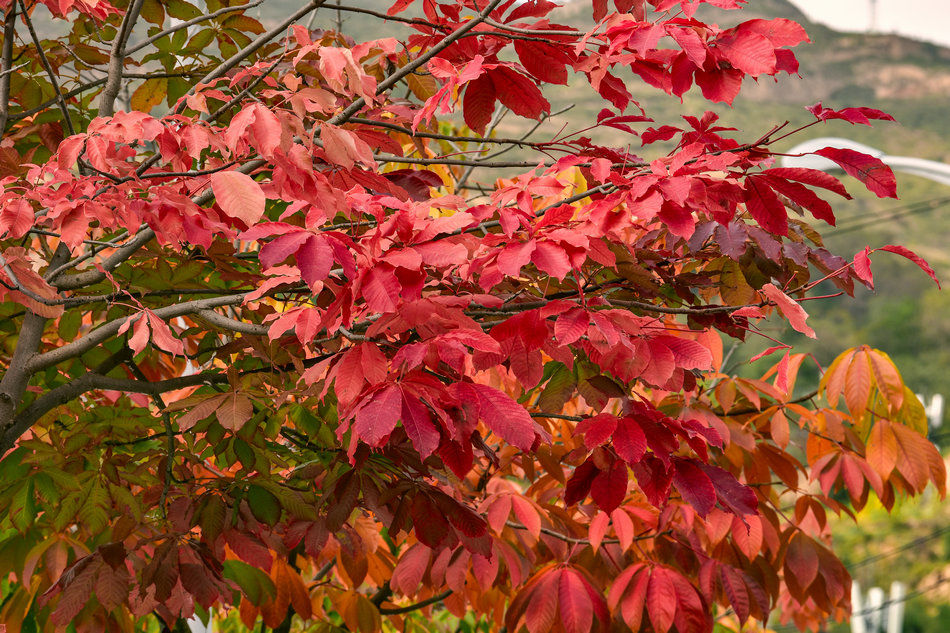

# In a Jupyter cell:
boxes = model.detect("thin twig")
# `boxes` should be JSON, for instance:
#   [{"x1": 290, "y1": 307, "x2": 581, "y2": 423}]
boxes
[
  {"x1": 329, "y1": 0, "x2": 506, "y2": 126},
  {"x1": 17, "y1": 0, "x2": 75, "y2": 135},
  {"x1": 125, "y1": 0, "x2": 265, "y2": 56},
  {"x1": 378, "y1": 590, "x2": 452, "y2": 615},
  {"x1": 176, "y1": 0, "x2": 329, "y2": 114}
]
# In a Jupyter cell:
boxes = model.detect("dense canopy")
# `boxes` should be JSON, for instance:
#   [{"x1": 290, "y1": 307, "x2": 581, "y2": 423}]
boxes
[{"x1": 0, "y1": 0, "x2": 944, "y2": 631}]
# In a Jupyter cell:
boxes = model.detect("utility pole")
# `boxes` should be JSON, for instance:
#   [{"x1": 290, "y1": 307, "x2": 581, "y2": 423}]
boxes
[{"x1": 869, "y1": 0, "x2": 879, "y2": 33}]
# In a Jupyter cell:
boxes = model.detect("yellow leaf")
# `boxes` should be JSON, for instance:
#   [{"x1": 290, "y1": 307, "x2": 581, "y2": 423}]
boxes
[
  {"x1": 896, "y1": 386, "x2": 928, "y2": 435},
  {"x1": 130, "y1": 78, "x2": 168, "y2": 113}
]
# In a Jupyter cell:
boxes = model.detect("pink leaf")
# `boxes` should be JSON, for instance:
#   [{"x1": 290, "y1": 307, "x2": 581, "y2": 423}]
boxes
[
  {"x1": 297, "y1": 235, "x2": 334, "y2": 288},
  {"x1": 760, "y1": 284, "x2": 816, "y2": 338},
  {"x1": 555, "y1": 308, "x2": 588, "y2": 345},
  {"x1": 211, "y1": 171, "x2": 266, "y2": 226}
]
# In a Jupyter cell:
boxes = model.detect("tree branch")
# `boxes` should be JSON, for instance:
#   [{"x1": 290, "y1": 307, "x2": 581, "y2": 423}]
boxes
[
  {"x1": 195, "y1": 309, "x2": 269, "y2": 336},
  {"x1": 0, "y1": 4, "x2": 16, "y2": 136},
  {"x1": 98, "y1": 0, "x2": 145, "y2": 118},
  {"x1": 125, "y1": 0, "x2": 265, "y2": 56},
  {"x1": 329, "y1": 0, "x2": 506, "y2": 126},
  {"x1": 27, "y1": 293, "x2": 249, "y2": 373},
  {"x1": 378, "y1": 590, "x2": 452, "y2": 615},
  {"x1": 176, "y1": 0, "x2": 329, "y2": 114},
  {"x1": 0, "y1": 246, "x2": 70, "y2": 451}
]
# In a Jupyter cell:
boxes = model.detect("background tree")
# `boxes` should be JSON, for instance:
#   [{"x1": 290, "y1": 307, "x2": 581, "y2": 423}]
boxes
[{"x1": 0, "y1": 0, "x2": 944, "y2": 632}]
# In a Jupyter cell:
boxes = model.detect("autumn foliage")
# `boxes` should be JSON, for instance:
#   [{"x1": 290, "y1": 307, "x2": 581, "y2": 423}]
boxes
[{"x1": 0, "y1": 0, "x2": 944, "y2": 631}]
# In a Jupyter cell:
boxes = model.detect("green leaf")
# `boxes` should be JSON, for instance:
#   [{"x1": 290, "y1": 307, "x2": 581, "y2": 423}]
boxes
[
  {"x1": 246, "y1": 484, "x2": 281, "y2": 526},
  {"x1": 223, "y1": 559, "x2": 276, "y2": 605},
  {"x1": 166, "y1": 0, "x2": 202, "y2": 20},
  {"x1": 184, "y1": 28, "x2": 215, "y2": 54},
  {"x1": 140, "y1": 0, "x2": 165, "y2": 24},
  {"x1": 233, "y1": 437, "x2": 255, "y2": 470}
]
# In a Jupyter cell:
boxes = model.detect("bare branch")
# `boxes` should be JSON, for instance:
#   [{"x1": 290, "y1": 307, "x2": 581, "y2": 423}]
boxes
[
  {"x1": 98, "y1": 0, "x2": 145, "y2": 118},
  {"x1": 28, "y1": 293, "x2": 250, "y2": 373},
  {"x1": 0, "y1": 246, "x2": 70, "y2": 446},
  {"x1": 196, "y1": 309, "x2": 269, "y2": 336},
  {"x1": 0, "y1": 4, "x2": 16, "y2": 135},
  {"x1": 378, "y1": 590, "x2": 453, "y2": 615}
]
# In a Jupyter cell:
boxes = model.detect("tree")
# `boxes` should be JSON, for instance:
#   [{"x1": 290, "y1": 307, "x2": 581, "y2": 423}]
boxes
[{"x1": 0, "y1": 0, "x2": 943, "y2": 631}]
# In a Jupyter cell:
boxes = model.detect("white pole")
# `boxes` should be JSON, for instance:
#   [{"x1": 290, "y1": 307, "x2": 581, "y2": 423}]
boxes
[
  {"x1": 853, "y1": 581, "x2": 868, "y2": 633},
  {"x1": 887, "y1": 582, "x2": 907, "y2": 633},
  {"x1": 868, "y1": 587, "x2": 886, "y2": 633}
]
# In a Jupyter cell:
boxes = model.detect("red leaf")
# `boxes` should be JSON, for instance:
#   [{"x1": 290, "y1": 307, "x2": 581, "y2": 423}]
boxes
[
  {"x1": 361, "y1": 265, "x2": 400, "y2": 312},
  {"x1": 489, "y1": 67, "x2": 550, "y2": 120},
  {"x1": 473, "y1": 383, "x2": 536, "y2": 451},
  {"x1": 880, "y1": 244, "x2": 941, "y2": 288},
  {"x1": 699, "y1": 464, "x2": 759, "y2": 517},
  {"x1": 785, "y1": 533, "x2": 819, "y2": 588},
  {"x1": 391, "y1": 544, "x2": 431, "y2": 595},
  {"x1": 259, "y1": 231, "x2": 310, "y2": 269},
  {"x1": 715, "y1": 30, "x2": 776, "y2": 75},
  {"x1": 0, "y1": 199, "x2": 34, "y2": 239},
  {"x1": 532, "y1": 241, "x2": 571, "y2": 279},
  {"x1": 741, "y1": 18, "x2": 809, "y2": 47},
  {"x1": 762, "y1": 167, "x2": 852, "y2": 198},
  {"x1": 760, "y1": 283, "x2": 816, "y2": 338},
  {"x1": 744, "y1": 176, "x2": 788, "y2": 235},
  {"x1": 646, "y1": 567, "x2": 677, "y2": 633},
  {"x1": 400, "y1": 391, "x2": 440, "y2": 458},
  {"x1": 353, "y1": 384, "x2": 401, "y2": 446},
  {"x1": 671, "y1": 458, "x2": 716, "y2": 516},
  {"x1": 565, "y1": 458, "x2": 598, "y2": 506},
  {"x1": 297, "y1": 235, "x2": 333, "y2": 288},
  {"x1": 760, "y1": 174, "x2": 835, "y2": 225},
  {"x1": 558, "y1": 568, "x2": 594, "y2": 633},
  {"x1": 463, "y1": 74, "x2": 496, "y2": 136},
  {"x1": 813, "y1": 147, "x2": 897, "y2": 198},
  {"x1": 555, "y1": 308, "x2": 589, "y2": 346},
  {"x1": 590, "y1": 459, "x2": 628, "y2": 513},
  {"x1": 807, "y1": 102, "x2": 895, "y2": 126},
  {"x1": 514, "y1": 41, "x2": 568, "y2": 85},
  {"x1": 655, "y1": 336, "x2": 713, "y2": 370},
  {"x1": 211, "y1": 171, "x2": 266, "y2": 226},
  {"x1": 853, "y1": 246, "x2": 873, "y2": 289},
  {"x1": 525, "y1": 570, "x2": 559, "y2": 633},
  {"x1": 411, "y1": 495, "x2": 452, "y2": 549},
  {"x1": 577, "y1": 413, "x2": 617, "y2": 449},
  {"x1": 613, "y1": 420, "x2": 647, "y2": 465}
]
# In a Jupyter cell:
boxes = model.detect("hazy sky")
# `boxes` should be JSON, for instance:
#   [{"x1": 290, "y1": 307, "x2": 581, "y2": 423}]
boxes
[{"x1": 787, "y1": 0, "x2": 950, "y2": 47}]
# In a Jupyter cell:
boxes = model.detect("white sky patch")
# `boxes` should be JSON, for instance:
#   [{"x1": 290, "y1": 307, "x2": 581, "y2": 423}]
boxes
[{"x1": 787, "y1": 0, "x2": 950, "y2": 47}]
